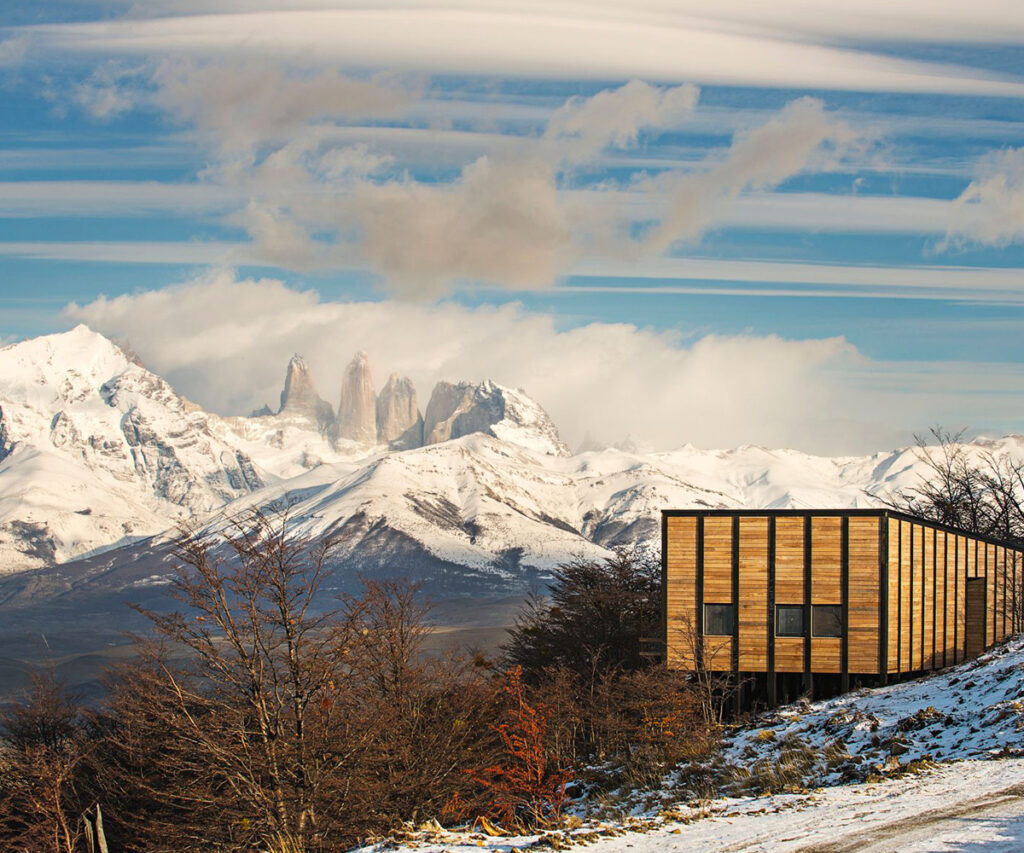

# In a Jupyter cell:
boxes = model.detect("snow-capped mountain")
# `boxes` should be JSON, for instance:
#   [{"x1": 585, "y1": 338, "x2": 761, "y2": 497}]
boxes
[
  {"x1": 0, "y1": 326, "x2": 268, "y2": 572},
  {"x1": 2, "y1": 325, "x2": 1023, "y2": 593}
]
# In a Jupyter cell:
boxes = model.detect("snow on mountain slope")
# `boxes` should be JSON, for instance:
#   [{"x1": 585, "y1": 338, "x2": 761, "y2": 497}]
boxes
[
  {"x1": 4, "y1": 325, "x2": 1024, "y2": 587},
  {"x1": 206, "y1": 434, "x2": 980, "y2": 590},
  {"x1": 0, "y1": 326, "x2": 273, "y2": 572}
]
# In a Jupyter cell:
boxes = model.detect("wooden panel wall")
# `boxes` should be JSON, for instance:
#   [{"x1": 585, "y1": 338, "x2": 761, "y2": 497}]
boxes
[
  {"x1": 737, "y1": 517, "x2": 769, "y2": 671},
  {"x1": 664, "y1": 516, "x2": 697, "y2": 668},
  {"x1": 966, "y1": 577, "x2": 987, "y2": 659},
  {"x1": 774, "y1": 517, "x2": 805, "y2": 673},
  {"x1": 923, "y1": 527, "x2": 935, "y2": 670},
  {"x1": 848, "y1": 517, "x2": 880, "y2": 673},
  {"x1": 665, "y1": 511, "x2": 1024, "y2": 681},
  {"x1": 702, "y1": 517, "x2": 734, "y2": 671},
  {"x1": 811, "y1": 516, "x2": 843, "y2": 673},
  {"x1": 880, "y1": 519, "x2": 1024, "y2": 673},
  {"x1": 888, "y1": 517, "x2": 901, "y2": 674},
  {"x1": 998, "y1": 547, "x2": 1009, "y2": 642}
]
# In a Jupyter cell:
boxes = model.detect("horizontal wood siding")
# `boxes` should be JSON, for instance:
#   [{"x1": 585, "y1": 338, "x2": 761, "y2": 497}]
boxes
[
  {"x1": 888, "y1": 518, "x2": 901, "y2": 673},
  {"x1": 665, "y1": 516, "x2": 697, "y2": 668},
  {"x1": 702, "y1": 516, "x2": 734, "y2": 672},
  {"x1": 703, "y1": 517, "x2": 733, "y2": 605},
  {"x1": 810, "y1": 516, "x2": 842, "y2": 673},
  {"x1": 848, "y1": 516, "x2": 880, "y2": 673},
  {"x1": 966, "y1": 577, "x2": 987, "y2": 660},
  {"x1": 737, "y1": 517, "x2": 769, "y2": 672},
  {"x1": 775, "y1": 517, "x2": 805, "y2": 673},
  {"x1": 811, "y1": 517, "x2": 842, "y2": 605},
  {"x1": 664, "y1": 509, "x2": 1024, "y2": 683}
]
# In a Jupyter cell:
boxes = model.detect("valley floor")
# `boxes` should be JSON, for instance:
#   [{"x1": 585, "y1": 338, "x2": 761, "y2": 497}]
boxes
[{"x1": 359, "y1": 757, "x2": 1024, "y2": 852}]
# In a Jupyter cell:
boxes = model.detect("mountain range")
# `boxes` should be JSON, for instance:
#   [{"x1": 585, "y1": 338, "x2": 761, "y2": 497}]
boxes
[{"x1": 2, "y1": 325, "x2": 1023, "y2": 604}]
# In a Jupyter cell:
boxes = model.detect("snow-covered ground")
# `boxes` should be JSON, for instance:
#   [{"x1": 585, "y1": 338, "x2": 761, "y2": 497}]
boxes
[
  {"x1": 356, "y1": 638, "x2": 1024, "y2": 853},
  {"x1": 355, "y1": 759, "x2": 1024, "y2": 852},
  {"x1": 719, "y1": 636, "x2": 1024, "y2": 789}
]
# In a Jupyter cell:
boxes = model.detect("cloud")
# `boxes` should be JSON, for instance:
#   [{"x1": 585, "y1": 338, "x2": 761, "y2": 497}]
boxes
[
  {"x1": 25, "y1": 6, "x2": 1024, "y2": 96},
  {"x1": 12, "y1": 43, "x2": 873, "y2": 293},
  {"x1": 645, "y1": 97, "x2": 862, "y2": 251},
  {"x1": 0, "y1": 35, "x2": 30, "y2": 68},
  {"x1": 940, "y1": 147, "x2": 1024, "y2": 250},
  {"x1": 151, "y1": 58, "x2": 414, "y2": 150},
  {"x1": 70, "y1": 63, "x2": 144, "y2": 118},
  {"x1": 545, "y1": 80, "x2": 699, "y2": 161},
  {"x1": 346, "y1": 156, "x2": 571, "y2": 293},
  {"x1": 62, "y1": 271, "x2": 1024, "y2": 454},
  {"x1": 107, "y1": 1, "x2": 1024, "y2": 46}
]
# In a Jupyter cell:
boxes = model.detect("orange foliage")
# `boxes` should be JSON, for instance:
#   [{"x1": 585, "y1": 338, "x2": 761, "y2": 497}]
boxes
[{"x1": 473, "y1": 667, "x2": 571, "y2": 829}]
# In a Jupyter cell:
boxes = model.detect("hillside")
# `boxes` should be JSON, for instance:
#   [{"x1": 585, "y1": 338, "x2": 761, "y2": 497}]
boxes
[{"x1": 355, "y1": 637, "x2": 1024, "y2": 853}]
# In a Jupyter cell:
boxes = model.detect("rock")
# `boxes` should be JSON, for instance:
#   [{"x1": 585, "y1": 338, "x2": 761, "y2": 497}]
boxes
[
  {"x1": 0, "y1": 404, "x2": 13, "y2": 464},
  {"x1": 332, "y1": 351, "x2": 378, "y2": 444},
  {"x1": 277, "y1": 354, "x2": 334, "y2": 430},
  {"x1": 422, "y1": 380, "x2": 568, "y2": 456},
  {"x1": 376, "y1": 373, "x2": 423, "y2": 448},
  {"x1": 423, "y1": 381, "x2": 500, "y2": 445}
]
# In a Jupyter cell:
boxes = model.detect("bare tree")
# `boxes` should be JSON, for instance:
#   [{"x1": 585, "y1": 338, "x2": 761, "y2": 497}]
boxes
[
  {"x1": 97, "y1": 507, "x2": 380, "y2": 851},
  {"x1": 671, "y1": 612, "x2": 737, "y2": 727},
  {"x1": 0, "y1": 670, "x2": 88, "y2": 853},
  {"x1": 883, "y1": 427, "x2": 1024, "y2": 547}
]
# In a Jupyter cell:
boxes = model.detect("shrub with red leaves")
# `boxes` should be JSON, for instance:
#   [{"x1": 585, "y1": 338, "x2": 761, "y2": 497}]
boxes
[{"x1": 474, "y1": 667, "x2": 571, "y2": 829}]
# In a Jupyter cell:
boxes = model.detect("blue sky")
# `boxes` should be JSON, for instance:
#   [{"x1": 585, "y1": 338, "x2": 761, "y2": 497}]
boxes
[{"x1": 2, "y1": 1, "x2": 1024, "y2": 454}]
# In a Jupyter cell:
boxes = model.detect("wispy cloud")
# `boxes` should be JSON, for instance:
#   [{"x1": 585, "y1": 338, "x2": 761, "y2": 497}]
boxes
[
  {"x1": 0, "y1": 35, "x2": 30, "y2": 68},
  {"x1": 544, "y1": 80, "x2": 699, "y2": 162},
  {"x1": 644, "y1": 97, "x2": 863, "y2": 251},
  {"x1": 941, "y1": 147, "x2": 1024, "y2": 250},
  {"x1": 106, "y1": 2, "x2": 1024, "y2": 46},
  {"x1": 23, "y1": 6, "x2": 1024, "y2": 96}
]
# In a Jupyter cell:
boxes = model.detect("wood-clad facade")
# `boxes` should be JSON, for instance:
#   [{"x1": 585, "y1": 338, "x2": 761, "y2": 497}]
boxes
[{"x1": 663, "y1": 509, "x2": 1023, "y2": 704}]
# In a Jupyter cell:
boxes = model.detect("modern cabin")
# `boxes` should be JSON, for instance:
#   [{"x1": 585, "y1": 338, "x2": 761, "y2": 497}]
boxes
[{"x1": 662, "y1": 508, "x2": 1023, "y2": 706}]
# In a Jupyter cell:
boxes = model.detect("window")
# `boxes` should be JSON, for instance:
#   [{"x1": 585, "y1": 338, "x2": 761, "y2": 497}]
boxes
[
  {"x1": 812, "y1": 604, "x2": 843, "y2": 638},
  {"x1": 704, "y1": 603, "x2": 735, "y2": 636},
  {"x1": 776, "y1": 605, "x2": 805, "y2": 637}
]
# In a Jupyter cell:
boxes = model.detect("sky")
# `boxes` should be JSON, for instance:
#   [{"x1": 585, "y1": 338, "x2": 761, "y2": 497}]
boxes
[{"x1": 2, "y1": 1, "x2": 1024, "y2": 455}]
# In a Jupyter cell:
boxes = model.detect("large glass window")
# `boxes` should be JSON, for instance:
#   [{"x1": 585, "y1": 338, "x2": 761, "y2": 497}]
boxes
[
  {"x1": 704, "y1": 603, "x2": 735, "y2": 636},
  {"x1": 776, "y1": 605, "x2": 805, "y2": 637},
  {"x1": 812, "y1": 604, "x2": 843, "y2": 637}
]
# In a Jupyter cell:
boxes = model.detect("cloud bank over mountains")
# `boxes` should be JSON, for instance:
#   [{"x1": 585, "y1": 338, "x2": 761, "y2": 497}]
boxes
[{"x1": 65, "y1": 271, "x2": 1024, "y2": 455}]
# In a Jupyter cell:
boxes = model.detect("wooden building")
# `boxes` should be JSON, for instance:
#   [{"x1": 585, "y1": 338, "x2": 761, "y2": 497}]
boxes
[{"x1": 662, "y1": 509, "x2": 1023, "y2": 705}]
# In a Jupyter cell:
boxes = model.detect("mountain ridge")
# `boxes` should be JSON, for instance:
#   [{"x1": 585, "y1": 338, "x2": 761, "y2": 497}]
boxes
[{"x1": 3, "y1": 326, "x2": 1024, "y2": 592}]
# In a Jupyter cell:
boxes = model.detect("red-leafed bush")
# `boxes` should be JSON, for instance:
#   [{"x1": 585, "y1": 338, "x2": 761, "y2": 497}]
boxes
[{"x1": 474, "y1": 667, "x2": 571, "y2": 829}]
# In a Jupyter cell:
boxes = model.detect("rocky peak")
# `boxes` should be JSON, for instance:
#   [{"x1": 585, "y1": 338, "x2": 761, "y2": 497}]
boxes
[
  {"x1": 376, "y1": 373, "x2": 423, "y2": 449},
  {"x1": 423, "y1": 380, "x2": 568, "y2": 456},
  {"x1": 278, "y1": 354, "x2": 334, "y2": 430},
  {"x1": 0, "y1": 404, "x2": 11, "y2": 464},
  {"x1": 332, "y1": 351, "x2": 377, "y2": 445}
]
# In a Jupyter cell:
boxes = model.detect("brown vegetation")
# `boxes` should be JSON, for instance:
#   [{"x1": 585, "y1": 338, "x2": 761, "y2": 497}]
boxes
[{"x1": 0, "y1": 515, "x2": 717, "y2": 852}]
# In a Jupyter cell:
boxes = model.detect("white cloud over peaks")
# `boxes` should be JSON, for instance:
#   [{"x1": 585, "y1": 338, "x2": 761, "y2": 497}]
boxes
[
  {"x1": 646, "y1": 97, "x2": 861, "y2": 251},
  {"x1": 941, "y1": 147, "x2": 1024, "y2": 250},
  {"x1": 62, "y1": 271, "x2": 980, "y2": 455},
  {"x1": 545, "y1": 80, "x2": 700, "y2": 161}
]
